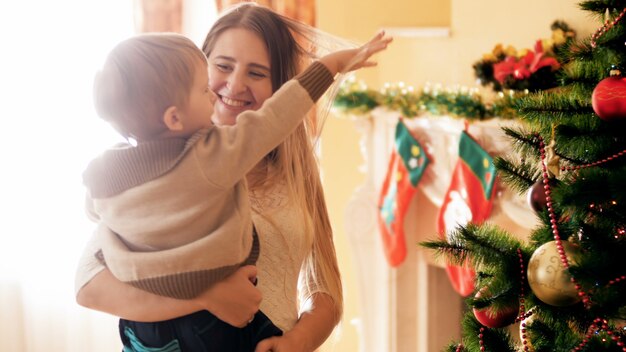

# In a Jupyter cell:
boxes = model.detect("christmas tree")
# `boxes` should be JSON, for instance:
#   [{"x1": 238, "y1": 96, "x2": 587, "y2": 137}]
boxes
[{"x1": 421, "y1": 1, "x2": 626, "y2": 351}]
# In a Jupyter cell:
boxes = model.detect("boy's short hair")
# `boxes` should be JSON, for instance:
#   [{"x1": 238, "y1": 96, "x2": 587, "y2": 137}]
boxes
[{"x1": 93, "y1": 33, "x2": 207, "y2": 140}]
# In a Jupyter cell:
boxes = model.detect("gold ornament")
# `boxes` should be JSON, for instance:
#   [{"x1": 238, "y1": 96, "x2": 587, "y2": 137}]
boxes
[
  {"x1": 527, "y1": 241, "x2": 581, "y2": 306},
  {"x1": 545, "y1": 138, "x2": 560, "y2": 178}
]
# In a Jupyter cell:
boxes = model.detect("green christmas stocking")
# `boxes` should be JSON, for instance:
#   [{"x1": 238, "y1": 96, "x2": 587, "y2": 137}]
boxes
[
  {"x1": 378, "y1": 120, "x2": 429, "y2": 266},
  {"x1": 436, "y1": 129, "x2": 496, "y2": 296}
]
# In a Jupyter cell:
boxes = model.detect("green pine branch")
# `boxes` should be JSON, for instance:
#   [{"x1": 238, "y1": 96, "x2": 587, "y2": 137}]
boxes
[
  {"x1": 512, "y1": 88, "x2": 596, "y2": 128},
  {"x1": 493, "y1": 156, "x2": 539, "y2": 195},
  {"x1": 579, "y1": 0, "x2": 626, "y2": 15},
  {"x1": 499, "y1": 126, "x2": 541, "y2": 157},
  {"x1": 419, "y1": 1, "x2": 626, "y2": 350}
]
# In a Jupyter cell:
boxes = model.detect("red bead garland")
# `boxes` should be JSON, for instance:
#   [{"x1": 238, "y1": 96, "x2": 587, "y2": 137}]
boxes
[
  {"x1": 560, "y1": 148, "x2": 626, "y2": 172},
  {"x1": 571, "y1": 318, "x2": 626, "y2": 351},
  {"x1": 515, "y1": 248, "x2": 534, "y2": 351},
  {"x1": 478, "y1": 327, "x2": 485, "y2": 351},
  {"x1": 590, "y1": 7, "x2": 626, "y2": 48},
  {"x1": 536, "y1": 135, "x2": 592, "y2": 307},
  {"x1": 607, "y1": 275, "x2": 626, "y2": 287},
  {"x1": 535, "y1": 135, "x2": 626, "y2": 351},
  {"x1": 516, "y1": 248, "x2": 527, "y2": 321}
]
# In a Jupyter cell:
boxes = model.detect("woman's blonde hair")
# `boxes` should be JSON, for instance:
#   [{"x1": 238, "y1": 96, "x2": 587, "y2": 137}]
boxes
[
  {"x1": 93, "y1": 33, "x2": 207, "y2": 141},
  {"x1": 202, "y1": 2, "x2": 354, "y2": 322}
]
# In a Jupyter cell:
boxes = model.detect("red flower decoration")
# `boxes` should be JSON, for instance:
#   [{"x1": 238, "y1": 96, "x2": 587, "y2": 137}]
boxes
[{"x1": 493, "y1": 40, "x2": 560, "y2": 84}]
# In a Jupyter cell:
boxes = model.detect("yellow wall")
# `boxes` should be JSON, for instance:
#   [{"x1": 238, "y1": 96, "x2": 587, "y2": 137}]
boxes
[
  {"x1": 318, "y1": 0, "x2": 451, "y2": 89},
  {"x1": 317, "y1": 2, "x2": 449, "y2": 351},
  {"x1": 376, "y1": 1, "x2": 597, "y2": 94},
  {"x1": 316, "y1": 1, "x2": 597, "y2": 351}
]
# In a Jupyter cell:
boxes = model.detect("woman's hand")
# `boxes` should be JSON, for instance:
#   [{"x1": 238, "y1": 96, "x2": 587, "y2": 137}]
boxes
[
  {"x1": 255, "y1": 293, "x2": 339, "y2": 352},
  {"x1": 193, "y1": 265, "x2": 262, "y2": 328},
  {"x1": 255, "y1": 330, "x2": 311, "y2": 352},
  {"x1": 319, "y1": 30, "x2": 393, "y2": 75},
  {"x1": 76, "y1": 265, "x2": 261, "y2": 325}
]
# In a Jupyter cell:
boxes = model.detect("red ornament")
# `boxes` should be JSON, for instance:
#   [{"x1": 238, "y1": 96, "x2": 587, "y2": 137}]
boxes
[
  {"x1": 527, "y1": 179, "x2": 548, "y2": 213},
  {"x1": 472, "y1": 288, "x2": 518, "y2": 328},
  {"x1": 592, "y1": 69, "x2": 626, "y2": 122}
]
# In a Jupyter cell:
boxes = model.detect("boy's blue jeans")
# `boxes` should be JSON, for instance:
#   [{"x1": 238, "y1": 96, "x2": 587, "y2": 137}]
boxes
[{"x1": 119, "y1": 310, "x2": 282, "y2": 352}]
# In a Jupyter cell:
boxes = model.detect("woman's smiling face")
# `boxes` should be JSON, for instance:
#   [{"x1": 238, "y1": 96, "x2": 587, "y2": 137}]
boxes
[{"x1": 207, "y1": 27, "x2": 273, "y2": 126}]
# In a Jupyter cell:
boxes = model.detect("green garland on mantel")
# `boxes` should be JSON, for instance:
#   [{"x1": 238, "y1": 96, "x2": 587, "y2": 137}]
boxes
[{"x1": 332, "y1": 78, "x2": 523, "y2": 120}]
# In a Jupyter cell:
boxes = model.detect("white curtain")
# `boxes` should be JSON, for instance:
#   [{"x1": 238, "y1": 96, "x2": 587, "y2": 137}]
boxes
[
  {"x1": 0, "y1": 0, "x2": 218, "y2": 350},
  {"x1": 1, "y1": 1, "x2": 134, "y2": 351}
]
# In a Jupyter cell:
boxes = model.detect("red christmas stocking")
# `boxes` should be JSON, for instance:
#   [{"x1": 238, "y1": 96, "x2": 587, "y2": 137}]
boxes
[
  {"x1": 437, "y1": 129, "x2": 496, "y2": 296},
  {"x1": 378, "y1": 120, "x2": 429, "y2": 267}
]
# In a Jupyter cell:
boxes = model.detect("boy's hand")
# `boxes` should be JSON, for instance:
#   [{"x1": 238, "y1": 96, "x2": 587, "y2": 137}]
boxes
[
  {"x1": 193, "y1": 265, "x2": 261, "y2": 328},
  {"x1": 319, "y1": 30, "x2": 393, "y2": 75}
]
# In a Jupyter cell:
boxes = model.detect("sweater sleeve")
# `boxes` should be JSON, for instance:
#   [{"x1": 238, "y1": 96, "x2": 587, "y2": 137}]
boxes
[
  {"x1": 194, "y1": 62, "x2": 334, "y2": 189},
  {"x1": 74, "y1": 230, "x2": 106, "y2": 296},
  {"x1": 295, "y1": 61, "x2": 336, "y2": 102}
]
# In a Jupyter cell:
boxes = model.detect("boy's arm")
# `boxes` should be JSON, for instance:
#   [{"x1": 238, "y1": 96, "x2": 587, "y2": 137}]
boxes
[
  {"x1": 197, "y1": 31, "x2": 392, "y2": 188},
  {"x1": 195, "y1": 62, "x2": 334, "y2": 189}
]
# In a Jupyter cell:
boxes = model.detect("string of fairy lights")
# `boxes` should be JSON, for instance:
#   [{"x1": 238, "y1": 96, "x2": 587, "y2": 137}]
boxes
[{"x1": 332, "y1": 76, "x2": 524, "y2": 120}]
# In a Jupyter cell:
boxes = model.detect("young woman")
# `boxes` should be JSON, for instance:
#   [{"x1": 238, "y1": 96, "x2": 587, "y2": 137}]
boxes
[{"x1": 76, "y1": 3, "x2": 390, "y2": 351}]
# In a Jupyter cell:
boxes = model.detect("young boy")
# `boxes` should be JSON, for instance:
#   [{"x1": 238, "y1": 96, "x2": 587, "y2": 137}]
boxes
[{"x1": 81, "y1": 32, "x2": 390, "y2": 351}]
